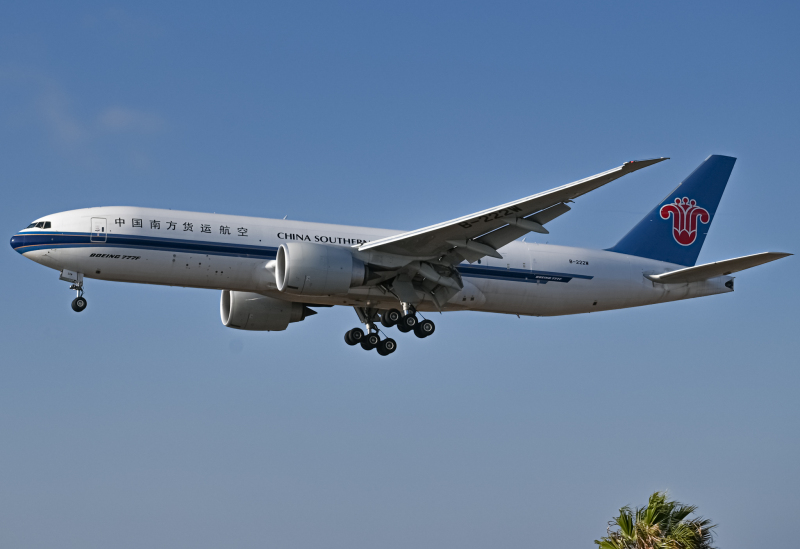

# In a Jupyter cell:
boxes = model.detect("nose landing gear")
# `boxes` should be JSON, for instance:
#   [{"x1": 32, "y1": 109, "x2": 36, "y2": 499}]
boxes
[
  {"x1": 60, "y1": 269, "x2": 87, "y2": 312},
  {"x1": 70, "y1": 284, "x2": 87, "y2": 312}
]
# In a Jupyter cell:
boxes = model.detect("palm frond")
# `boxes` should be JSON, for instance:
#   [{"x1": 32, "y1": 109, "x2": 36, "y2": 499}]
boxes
[
  {"x1": 595, "y1": 492, "x2": 718, "y2": 549},
  {"x1": 615, "y1": 507, "x2": 635, "y2": 539}
]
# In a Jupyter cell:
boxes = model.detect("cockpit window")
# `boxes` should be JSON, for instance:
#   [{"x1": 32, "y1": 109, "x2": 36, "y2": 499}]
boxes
[{"x1": 25, "y1": 221, "x2": 52, "y2": 229}]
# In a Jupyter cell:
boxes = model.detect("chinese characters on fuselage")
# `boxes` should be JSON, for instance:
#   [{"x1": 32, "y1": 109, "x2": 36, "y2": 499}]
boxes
[
  {"x1": 111, "y1": 220, "x2": 366, "y2": 245},
  {"x1": 122, "y1": 219, "x2": 250, "y2": 236}
]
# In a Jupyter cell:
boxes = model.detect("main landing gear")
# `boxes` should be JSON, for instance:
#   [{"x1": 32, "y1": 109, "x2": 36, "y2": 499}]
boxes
[
  {"x1": 344, "y1": 305, "x2": 436, "y2": 356},
  {"x1": 380, "y1": 307, "x2": 435, "y2": 338},
  {"x1": 344, "y1": 327, "x2": 397, "y2": 356}
]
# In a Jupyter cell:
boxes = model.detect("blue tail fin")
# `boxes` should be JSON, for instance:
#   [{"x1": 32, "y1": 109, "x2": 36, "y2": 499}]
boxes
[{"x1": 607, "y1": 155, "x2": 736, "y2": 266}]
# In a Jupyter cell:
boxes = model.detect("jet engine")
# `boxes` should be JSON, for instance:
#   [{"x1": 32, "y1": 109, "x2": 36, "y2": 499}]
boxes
[
  {"x1": 220, "y1": 290, "x2": 314, "y2": 331},
  {"x1": 276, "y1": 242, "x2": 366, "y2": 296}
]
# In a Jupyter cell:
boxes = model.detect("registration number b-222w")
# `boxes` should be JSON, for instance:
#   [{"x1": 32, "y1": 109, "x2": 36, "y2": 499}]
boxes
[{"x1": 457, "y1": 206, "x2": 523, "y2": 229}]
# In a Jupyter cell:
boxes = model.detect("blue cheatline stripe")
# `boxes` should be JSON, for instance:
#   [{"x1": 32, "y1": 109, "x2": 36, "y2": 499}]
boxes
[
  {"x1": 10, "y1": 232, "x2": 278, "y2": 259},
  {"x1": 457, "y1": 264, "x2": 592, "y2": 284},
  {"x1": 11, "y1": 232, "x2": 592, "y2": 284}
]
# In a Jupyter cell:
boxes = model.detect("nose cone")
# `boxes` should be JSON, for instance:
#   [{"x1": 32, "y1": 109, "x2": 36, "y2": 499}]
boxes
[{"x1": 10, "y1": 234, "x2": 25, "y2": 253}]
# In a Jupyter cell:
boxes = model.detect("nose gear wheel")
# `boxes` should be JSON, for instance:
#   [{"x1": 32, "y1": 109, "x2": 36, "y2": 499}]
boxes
[
  {"x1": 71, "y1": 296, "x2": 87, "y2": 312},
  {"x1": 69, "y1": 282, "x2": 87, "y2": 313}
]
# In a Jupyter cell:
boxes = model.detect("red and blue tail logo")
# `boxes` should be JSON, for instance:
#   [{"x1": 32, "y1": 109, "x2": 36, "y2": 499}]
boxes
[
  {"x1": 660, "y1": 197, "x2": 710, "y2": 246},
  {"x1": 608, "y1": 155, "x2": 736, "y2": 266}
]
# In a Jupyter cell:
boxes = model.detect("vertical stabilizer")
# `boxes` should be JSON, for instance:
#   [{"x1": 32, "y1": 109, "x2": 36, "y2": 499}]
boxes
[{"x1": 607, "y1": 155, "x2": 736, "y2": 266}]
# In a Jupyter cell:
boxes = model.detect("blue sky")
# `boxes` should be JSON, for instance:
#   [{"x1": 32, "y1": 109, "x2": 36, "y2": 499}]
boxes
[{"x1": 2, "y1": 2, "x2": 798, "y2": 548}]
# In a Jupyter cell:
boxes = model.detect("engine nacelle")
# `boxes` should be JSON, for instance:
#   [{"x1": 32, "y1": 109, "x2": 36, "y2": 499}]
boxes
[
  {"x1": 220, "y1": 290, "x2": 313, "y2": 331},
  {"x1": 276, "y1": 242, "x2": 366, "y2": 296}
]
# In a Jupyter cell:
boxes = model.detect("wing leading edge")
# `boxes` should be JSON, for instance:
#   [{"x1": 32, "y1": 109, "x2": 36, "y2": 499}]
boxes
[{"x1": 358, "y1": 157, "x2": 669, "y2": 261}]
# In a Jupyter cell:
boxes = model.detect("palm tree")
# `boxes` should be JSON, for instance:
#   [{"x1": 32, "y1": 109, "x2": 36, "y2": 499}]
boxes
[{"x1": 595, "y1": 491, "x2": 717, "y2": 549}]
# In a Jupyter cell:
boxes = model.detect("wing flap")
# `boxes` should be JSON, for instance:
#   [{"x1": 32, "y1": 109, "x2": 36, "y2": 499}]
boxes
[
  {"x1": 477, "y1": 202, "x2": 572, "y2": 251},
  {"x1": 645, "y1": 252, "x2": 792, "y2": 284}
]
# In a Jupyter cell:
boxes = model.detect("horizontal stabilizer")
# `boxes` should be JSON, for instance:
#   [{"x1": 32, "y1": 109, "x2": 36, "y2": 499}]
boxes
[{"x1": 645, "y1": 252, "x2": 792, "y2": 284}]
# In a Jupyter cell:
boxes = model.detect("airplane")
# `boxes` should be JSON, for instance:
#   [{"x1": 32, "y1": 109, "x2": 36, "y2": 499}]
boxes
[{"x1": 10, "y1": 154, "x2": 790, "y2": 356}]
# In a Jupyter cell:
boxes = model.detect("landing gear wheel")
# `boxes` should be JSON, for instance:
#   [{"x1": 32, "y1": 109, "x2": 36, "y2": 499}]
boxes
[
  {"x1": 377, "y1": 338, "x2": 397, "y2": 356},
  {"x1": 397, "y1": 314, "x2": 417, "y2": 333},
  {"x1": 381, "y1": 309, "x2": 401, "y2": 328},
  {"x1": 361, "y1": 332, "x2": 380, "y2": 351},
  {"x1": 71, "y1": 296, "x2": 87, "y2": 312},
  {"x1": 414, "y1": 319, "x2": 435, "y2": 338},
  {"x1": 345, "y1": 327, "x2": 364, "y2": 346}
]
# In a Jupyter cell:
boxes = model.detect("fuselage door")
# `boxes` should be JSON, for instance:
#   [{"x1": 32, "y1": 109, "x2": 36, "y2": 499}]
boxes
[{"x1": 90, "y1": 217, "x2": 107, "y2": 242}]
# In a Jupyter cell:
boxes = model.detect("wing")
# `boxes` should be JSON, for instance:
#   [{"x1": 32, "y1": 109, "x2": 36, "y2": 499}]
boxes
[
  {"x1": 645, "y1": 252, "x2": 792, "y2": 284},
  {"x1": 358, "y1": 157, "x2": 668, "y2": 261}
]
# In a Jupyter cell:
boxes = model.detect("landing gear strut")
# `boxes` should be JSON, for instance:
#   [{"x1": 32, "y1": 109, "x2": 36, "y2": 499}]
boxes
[{"x1": 396, "y1": 303, "x2": 435, "y2": 338}]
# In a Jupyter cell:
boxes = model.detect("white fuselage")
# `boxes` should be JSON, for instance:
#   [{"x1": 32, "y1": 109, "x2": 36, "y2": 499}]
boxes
[{"x1": 12, "y1": 207, "x2": 732, "y2": 316}]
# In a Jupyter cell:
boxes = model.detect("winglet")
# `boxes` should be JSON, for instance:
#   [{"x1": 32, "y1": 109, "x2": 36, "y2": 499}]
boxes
[{"x1": 622, "y1": 157, "x2": 669, "y2": 172}]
